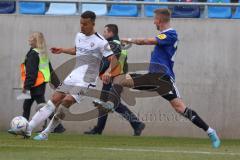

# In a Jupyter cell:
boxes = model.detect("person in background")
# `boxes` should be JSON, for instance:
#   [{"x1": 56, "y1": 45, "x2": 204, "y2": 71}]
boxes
[
  {"x1": 20, "y1": 32, "x2": 65, "y2": 133},
  {"x1": 84, "y1": 24, "x2": 145, "y2": 136}
]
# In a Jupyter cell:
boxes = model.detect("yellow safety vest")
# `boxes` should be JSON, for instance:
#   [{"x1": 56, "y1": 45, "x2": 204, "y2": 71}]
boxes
[
  {"x1": 99, "y1": 50, "x2": 128, "y2": 78},
  {"x1": 21, "y1": 48, "x2": 50, "y2": 87},
  {"x1": 118, "y1": 49, "x2": 128, "y2": 74}
]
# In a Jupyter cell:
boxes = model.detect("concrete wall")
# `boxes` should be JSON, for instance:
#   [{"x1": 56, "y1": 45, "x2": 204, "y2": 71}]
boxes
[{"x1": 0, "y1": 15, "x2": 240, "y2": 138}]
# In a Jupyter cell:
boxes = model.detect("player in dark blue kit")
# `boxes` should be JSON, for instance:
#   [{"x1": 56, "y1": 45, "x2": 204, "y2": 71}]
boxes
[{"x1": 100, "y1": 8, "x2": 220, "y2": 148}]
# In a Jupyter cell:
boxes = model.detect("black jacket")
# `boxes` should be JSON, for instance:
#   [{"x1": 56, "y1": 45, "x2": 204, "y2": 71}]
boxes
[{"x1": 23, "y1": 48, "x2": 46, "y2": 96}]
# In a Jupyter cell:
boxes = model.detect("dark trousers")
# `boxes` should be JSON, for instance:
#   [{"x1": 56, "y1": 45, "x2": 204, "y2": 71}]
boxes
[
  {"x1": 23, "y1": 95, "x2": 46, "y2": 120},
  {"x1": 95, "y1": 83, "x2": 141, "y2": 133}
]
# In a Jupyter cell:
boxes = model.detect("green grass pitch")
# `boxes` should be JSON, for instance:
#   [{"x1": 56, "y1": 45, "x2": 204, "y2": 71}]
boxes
[{"x1": 0, "y1": 132, "x2": 240, "y2": 160}]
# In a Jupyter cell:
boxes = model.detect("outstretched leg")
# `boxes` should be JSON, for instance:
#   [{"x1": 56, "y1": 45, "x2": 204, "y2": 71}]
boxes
[
  {"x1": 34, "y1": 95, "x2": 76, "y2": 140},
  {"x1": 169, "y1": 98, "x2": 220, "y2": 148},
  {"x1": 23, "y1": 91, "x2": 65, "y2": 137},
  {"x1": 161, "y1": 79, "x2": 221, "y2": 149}
]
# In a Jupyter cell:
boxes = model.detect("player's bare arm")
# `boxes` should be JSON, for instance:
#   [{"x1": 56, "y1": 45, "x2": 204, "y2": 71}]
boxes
[
  {"x1": 102, "y1": 54, "x2": 118, "y2": 84},
  {"x1": 50, "y1": 47, "x2": 76, "y2": 55},
  {"x1": 121, "y1": 38, "x2": 157, "y2": 45}
]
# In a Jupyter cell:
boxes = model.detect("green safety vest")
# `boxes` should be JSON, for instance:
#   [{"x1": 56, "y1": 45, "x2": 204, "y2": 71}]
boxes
[
  {"x1": 21, "y1": 48, "x2": 51, "y2": 87},
  {"x1": 119, "y1": 49, "x2": 128, "y2": 74},
  {"x1": 112, "y1": 40, "x2": 128, "y2": 74},
  {"x1": 32, "y1": 48, "x2": 50, "y2": 82}
]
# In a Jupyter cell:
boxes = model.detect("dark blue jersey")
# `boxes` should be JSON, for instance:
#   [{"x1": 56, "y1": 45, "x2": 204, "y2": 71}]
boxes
[{"x1": 149, "y1": 28, "x2": 178, "y2": 79}]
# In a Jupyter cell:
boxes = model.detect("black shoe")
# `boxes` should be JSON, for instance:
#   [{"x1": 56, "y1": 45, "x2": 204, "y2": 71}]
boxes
[
  {"x1": 84, "y1": 127, "x2": 102, "y2": 135},
  {"x1": 52, "y1": 124, "x2": 66, "y2": 133},
  {"x1": 134, "y1": 123, "x2": 145, "y2": 136}
]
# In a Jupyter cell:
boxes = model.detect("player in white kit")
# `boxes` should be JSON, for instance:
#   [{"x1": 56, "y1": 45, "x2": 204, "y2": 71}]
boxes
[{"x1": 9, "y1": 11, "x2": 117, "y2": 140}]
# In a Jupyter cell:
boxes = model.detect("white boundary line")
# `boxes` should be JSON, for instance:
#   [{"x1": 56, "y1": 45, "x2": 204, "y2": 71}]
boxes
[
  {"x1": 0, "y1": 144, "x2": 240, "y2": 156},
  {"x1": 100, "y1": 147, "x2": 240, "y2": 156}
]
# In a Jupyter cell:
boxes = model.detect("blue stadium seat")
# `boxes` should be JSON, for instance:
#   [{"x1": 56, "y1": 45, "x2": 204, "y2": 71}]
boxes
[
  {"x1": 108, "y1": 0, "x2": 138, "y2": 17},
  {"x1": 0, "y1": 1, "x2": 15, "y2": 14},
  {"x1": 208, "y1": 0, "x2": 231, "y2": 19},
  {"x1": 171, "y1": 0, "x2": 200, "y2": 18},
  {"x1": 232, "y1": 7, "x2": 240, "y2": 19},
  {"x1": 81, "y1": 4, "x2": 107, "y2": 16},
  {"x1": 46, "y1": 3, "x2": 77, "y2": 15},
  {"x1": 19, "y1": 2, "x2": 45, "y2": 15},
  {"x1": 144, "y1": 0, "x2": 168, "y2": 17},
  {"x1": 232, "y1": 0, "x2": 240, "y2": 19}
]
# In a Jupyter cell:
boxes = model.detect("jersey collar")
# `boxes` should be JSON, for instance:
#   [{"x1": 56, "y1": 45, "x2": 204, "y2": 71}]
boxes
[{"x1": 160, "y1": 28, "x2": 173, "y2": 34}]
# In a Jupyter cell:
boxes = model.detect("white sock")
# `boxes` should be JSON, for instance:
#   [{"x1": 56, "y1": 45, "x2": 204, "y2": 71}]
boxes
[
  {"x1": 42, "y1": 116, "x2": 61, "y2": 135},
  {"x1": 28, "y1": 100, "x2": 56, "y2": 132},
  {"x1": 207, "y1": 127, "x2": 215, "y2": 134}
]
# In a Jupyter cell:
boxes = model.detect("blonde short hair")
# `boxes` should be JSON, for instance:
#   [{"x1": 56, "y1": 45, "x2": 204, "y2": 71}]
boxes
[{"x1": 154, "y1": 8, "x2": 171, "y2": 23}]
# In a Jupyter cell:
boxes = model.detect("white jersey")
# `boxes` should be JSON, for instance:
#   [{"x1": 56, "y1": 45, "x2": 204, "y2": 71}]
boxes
[{"x1": 64, "y1": 32, "x2": 113, "y2": 87}]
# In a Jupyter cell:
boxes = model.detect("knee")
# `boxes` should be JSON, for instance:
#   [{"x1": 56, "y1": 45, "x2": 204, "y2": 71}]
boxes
[
  {"x1": 51, "y1": 92, "x2": 64, "y2": 106},
  {"x1": 174, "y1": 105, "x2": 184, "y2": 114},
  {"x1": 119, "y1": 79, "x2": 134, "y2": 88},
  {"x1": 170, "y1": 100, "x2": 185, "y2": 114},
  {"x1": 113, "y1": 74, "x2": 134, "y2": 88},
  {"x1": 112, "y1": 75, "x2": 123, "y2": 85},
  {"x1": 61, "y1": 96, "x2": 75, "y2": 108}
]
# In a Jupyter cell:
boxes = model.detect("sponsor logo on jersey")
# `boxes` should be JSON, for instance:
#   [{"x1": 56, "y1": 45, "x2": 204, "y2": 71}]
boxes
[{"x1": 158, "y1": 34, "x2": 167, "y2": 40}]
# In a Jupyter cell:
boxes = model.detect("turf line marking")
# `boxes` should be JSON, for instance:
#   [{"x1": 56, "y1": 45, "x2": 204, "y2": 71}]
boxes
[
  {"x1": 99, "y1": 147, "x2": 240, "y2": 156},
  {"x1": 1, "y1": 144, "x2": 239, "y2": 156}
]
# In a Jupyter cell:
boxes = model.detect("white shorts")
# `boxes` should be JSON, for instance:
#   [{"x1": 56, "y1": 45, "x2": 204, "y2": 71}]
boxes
[{"x1": 55, "y1": 83, "x2": 95, "y2": 104}]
